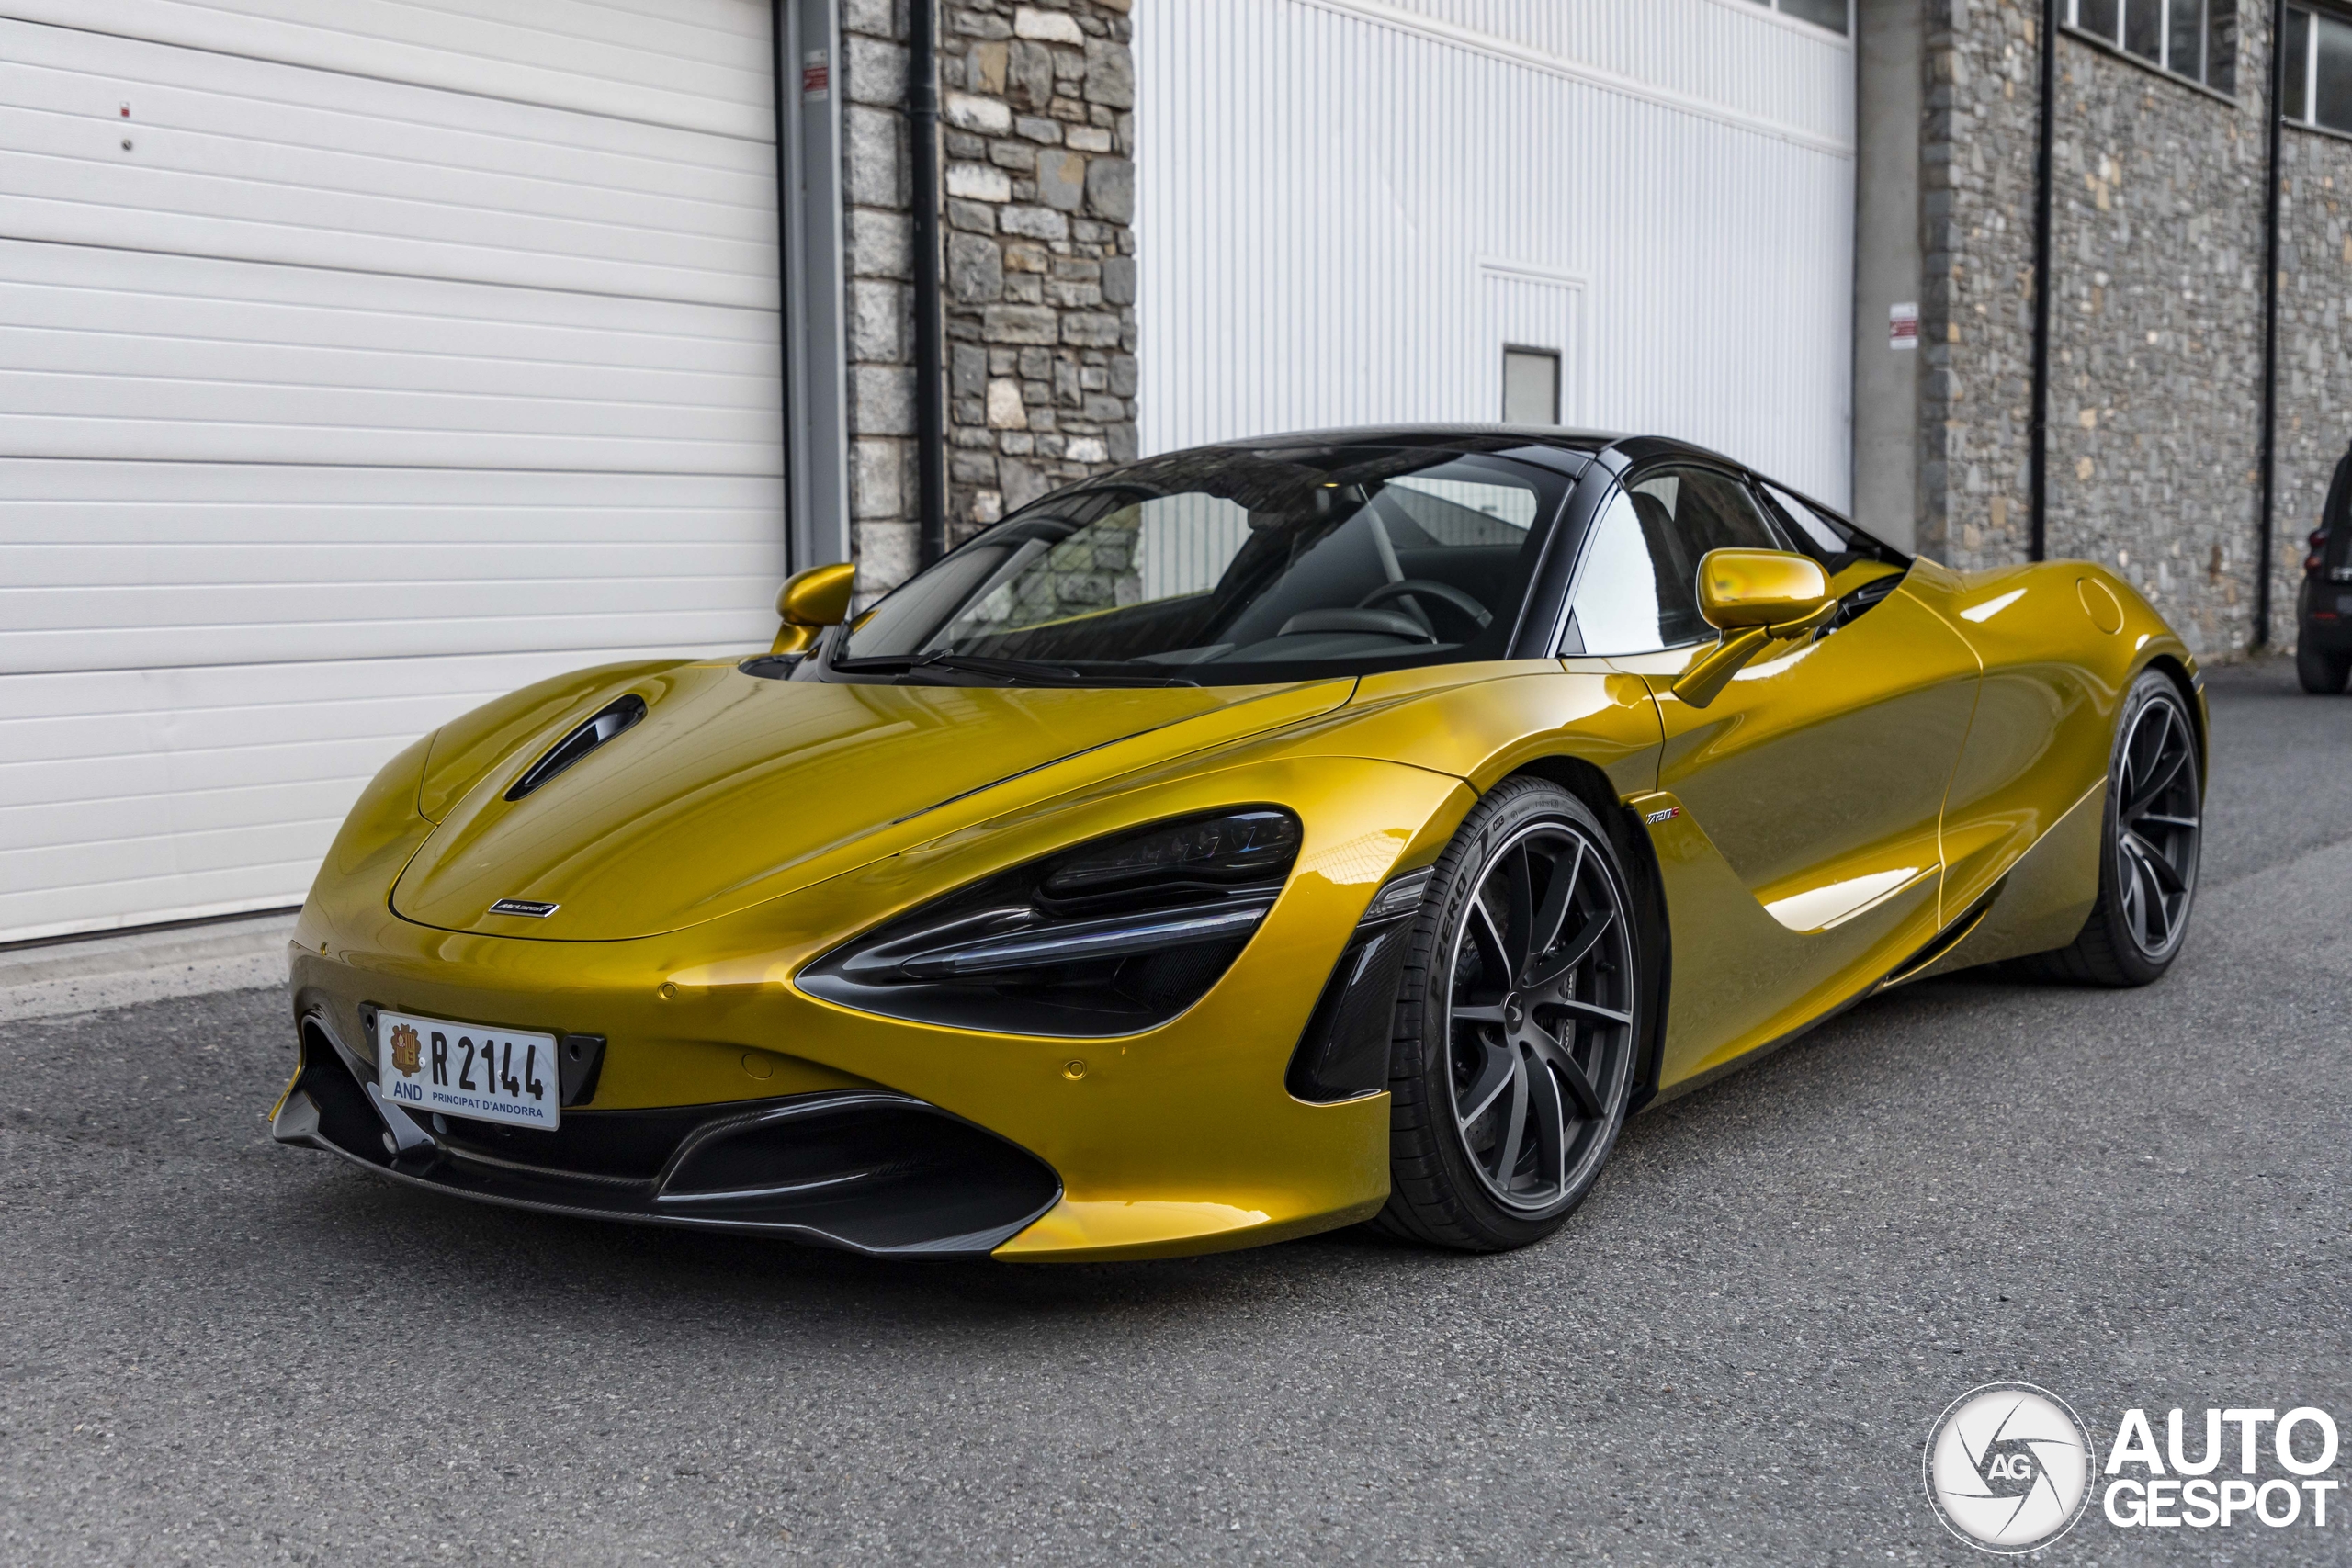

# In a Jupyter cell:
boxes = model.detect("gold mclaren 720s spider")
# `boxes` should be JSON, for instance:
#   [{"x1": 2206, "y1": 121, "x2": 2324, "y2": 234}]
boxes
[{"x1": 274, "y1": 428, "x2": 2205, "y2": 1259}]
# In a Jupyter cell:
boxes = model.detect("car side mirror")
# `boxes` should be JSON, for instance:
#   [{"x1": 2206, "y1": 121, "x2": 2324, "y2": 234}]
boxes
[
  {"x1": 772, "y1": 562, "x2": 856, "y2": 656},
  {"x1": 1670, "y1": 549, "x2": 1838, "y2": 709}
]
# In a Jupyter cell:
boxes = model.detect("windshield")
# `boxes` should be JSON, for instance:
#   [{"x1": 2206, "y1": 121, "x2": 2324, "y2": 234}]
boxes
[{"x1": 830, "y1": 445, "x2": 1568, "y2": 686}]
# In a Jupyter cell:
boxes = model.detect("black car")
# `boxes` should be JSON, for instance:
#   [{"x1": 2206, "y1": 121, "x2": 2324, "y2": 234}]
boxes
[{"x1": 2300, "y1": 443, "x2": 2352, "y2": 694}]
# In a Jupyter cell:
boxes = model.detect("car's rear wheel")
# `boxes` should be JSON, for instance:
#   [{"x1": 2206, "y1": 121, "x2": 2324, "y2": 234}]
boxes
[
  {"x1": 2297, "y1": 637, "x2": 2350, "y2": 694},
  {"x1": 1375, "y1": 779, "x2": 1641, "y2": 1252},
  {"x1": 2018, "y1": 668, "x2": 2200, "y2": 987}
]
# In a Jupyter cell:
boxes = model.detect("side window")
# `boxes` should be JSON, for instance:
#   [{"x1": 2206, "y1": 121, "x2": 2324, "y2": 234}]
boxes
[
  {"x1": 1565, "y1": 467, "x2": 1778, "y2": 654},
  {"x1": 1757, "y1": 483, "x2": 1849, "y2": 559},
  {"x1": 1633, "y1": 466, "x2": 1782, "y2": 556},
  {"x1": 1565, "y1": 489, "x2": 1675, "y2": 654},
  {"x1": 1754, "y1": 481, "x2": 1911, "y2": 574}
]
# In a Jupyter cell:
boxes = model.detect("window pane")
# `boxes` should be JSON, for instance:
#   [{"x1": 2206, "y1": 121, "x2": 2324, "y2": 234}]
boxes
[
  {"x1": 2168, "y1": 0, "x2": 2204, "y2": 81},
  {"x1": 1567, "y1": 491, "x2": 1673, "y2": 656},
  {"x1": 1596, "y1": 467, "x2": 1783, "y2": 649},
  {"x1": 1388, "y1": 475, "x2": 1539, "y2": 534},
  {"x1": 2124, "y1": 0, "x2": 2163, "y2": 61},
  {"x1": 1136, "y1": 494, "x2": 1252, "y2": 601},
  {"x1": 2207, "y1": 0, "x2": 2237, "y2": 93},
  {"x1": 1639, "y1": 468, "x2": 1781, "y2": 558},
  {"x1": 2286, "y1": 6, "x2": 2311, "y2": 120},
  {"x1": 1501, "y1": 349, "x2": 1559, "y2": 424},
  {"x1": 844, "y1": 451, "x2": 1558, "y2": 681},
  {"x1": 2318, "y1": 10, "x2": 2352, "y2": 132},
  {"x1": 2078, "y1": 0, "x2": 2120, "y2": 44},
  {"x1": 1778, "y1": 0, "x2": 1849, "y2": 33},
  {"x1": 1760, "y1": 483, "x2": 1852, "y2": 558}
]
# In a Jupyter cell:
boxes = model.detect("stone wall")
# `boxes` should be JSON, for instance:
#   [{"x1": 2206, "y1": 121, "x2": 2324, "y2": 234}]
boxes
[
  {"x1": 2041, "y1": 28, "x2": 2270, "y2": 660},
  {"x1": 1922, "y1": 3, "x2": 2276, "y2": 661},
  {"x1": 836, "y1": 0, "x2": 1136, "y2": 598},
  {"x1": 2274, "y1": 125, "x2": 2352, "y2": 644}
]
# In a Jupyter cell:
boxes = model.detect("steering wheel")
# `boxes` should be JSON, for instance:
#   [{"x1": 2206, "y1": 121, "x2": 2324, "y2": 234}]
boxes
[{"x1": 1357, "y1": 579, "x2": 1493, "y2": 637}]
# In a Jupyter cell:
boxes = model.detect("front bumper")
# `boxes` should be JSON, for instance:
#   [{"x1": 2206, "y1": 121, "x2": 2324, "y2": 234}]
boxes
[
  {"x1": 282, "y1": 756, "x2": 1469, "y2": 1260},
  {"x1": 274, "y1": 1010, "x2": 1062, "y2": 1255}
]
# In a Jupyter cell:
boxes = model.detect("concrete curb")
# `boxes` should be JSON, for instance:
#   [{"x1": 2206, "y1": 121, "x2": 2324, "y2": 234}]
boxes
[{"x1": 0, "y1": 912, "x2": 295, "y2": 1023}]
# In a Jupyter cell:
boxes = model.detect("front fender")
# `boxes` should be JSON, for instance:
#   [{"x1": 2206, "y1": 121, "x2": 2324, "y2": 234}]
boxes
[{"x1": 289, "y1": 752, "x2": 1476, "y2": 1260}]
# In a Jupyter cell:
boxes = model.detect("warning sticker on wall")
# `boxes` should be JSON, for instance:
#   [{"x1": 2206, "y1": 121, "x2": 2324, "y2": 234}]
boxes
[{"x1": 1889, "y1": 302, "x2": 1919, "y2": 351}]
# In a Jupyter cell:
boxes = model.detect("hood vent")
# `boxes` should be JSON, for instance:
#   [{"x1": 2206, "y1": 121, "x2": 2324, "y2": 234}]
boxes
[{"x1": 504, "y1": 694, "x2": 647, "y2": 801}]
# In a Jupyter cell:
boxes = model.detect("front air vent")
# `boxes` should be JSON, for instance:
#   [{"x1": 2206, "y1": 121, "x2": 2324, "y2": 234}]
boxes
[
  {"x1": 799, "y1": 809, "x2": 1302, "y2": 1037},
  {"x1": 504, "y1": 694, "x2": 647, "y2": 801}
]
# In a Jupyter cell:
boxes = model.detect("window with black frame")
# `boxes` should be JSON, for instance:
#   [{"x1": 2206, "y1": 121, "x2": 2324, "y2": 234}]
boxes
[
  {"x1": 828, "y1": 446, "x2": 1567, "y2": 686},
  {"x1": 2284, "y1": 4, "x2": 2352, "y2": 133},
  {"x1": 2068, "y1": 0, "x2": 2238, "y2": 94},
  {"x1": 1742, "y1": 0, "x2": 1849, "y2": 36}
]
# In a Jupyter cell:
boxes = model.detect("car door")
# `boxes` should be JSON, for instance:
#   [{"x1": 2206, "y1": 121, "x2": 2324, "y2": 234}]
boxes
[{"x1": 1562, "y1": 459, "x2": 1981, "y2": 1085}]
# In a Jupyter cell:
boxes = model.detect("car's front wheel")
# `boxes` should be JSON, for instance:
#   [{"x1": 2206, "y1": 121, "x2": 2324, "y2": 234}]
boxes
[{"x1": 1375, "y1": 779, "x2": 1643, "y2": 1252}]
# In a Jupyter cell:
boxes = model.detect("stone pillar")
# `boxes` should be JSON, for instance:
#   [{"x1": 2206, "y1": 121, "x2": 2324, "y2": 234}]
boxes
[
  {"x1": 839, "y1": 0, "x2": 921, "y2": 591},
  {"x1": 837, "y1": 0, "x2": 1137, "y2": 598},
  {"x1": 1917, "y1": 0, "x2": 2042, "y2": 571}
]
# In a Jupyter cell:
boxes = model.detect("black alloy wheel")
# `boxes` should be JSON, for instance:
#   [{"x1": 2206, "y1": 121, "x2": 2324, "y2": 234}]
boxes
[
  {"x1": 2020, "y1": 669, "x2": 2201, "y2": 987},
  {"x1": 1376, "y1": 779, "x2": 1642, "y2": 1251}
]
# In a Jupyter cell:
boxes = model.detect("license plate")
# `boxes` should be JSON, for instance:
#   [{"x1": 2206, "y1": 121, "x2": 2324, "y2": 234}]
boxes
[{"x1": 377, "y1": 1010, "x2": 560, "y2": 1130}]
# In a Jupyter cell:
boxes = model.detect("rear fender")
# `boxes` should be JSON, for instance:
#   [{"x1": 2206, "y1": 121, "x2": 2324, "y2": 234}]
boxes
[{"x1": 1909, "y1": 559, "x2": 2196, "y2": 927}]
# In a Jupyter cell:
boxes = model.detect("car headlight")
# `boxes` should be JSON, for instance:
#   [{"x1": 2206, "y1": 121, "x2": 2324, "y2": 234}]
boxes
[{"x1": 798, "y1": 809, "x2": 1302, "y2": 1037}]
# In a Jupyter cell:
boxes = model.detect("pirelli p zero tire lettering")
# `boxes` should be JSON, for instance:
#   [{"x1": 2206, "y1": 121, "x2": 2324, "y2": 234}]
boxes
[
  {"x1": 1374, "y1": 778, "x2": 1642, "y2": 1253},
  {"x1": 2021, "y1": 668, "x2": 2201, "y2": 988}
]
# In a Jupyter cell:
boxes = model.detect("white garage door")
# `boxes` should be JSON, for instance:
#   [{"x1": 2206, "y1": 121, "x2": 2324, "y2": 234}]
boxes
[{"x1": 0, "y1": 0, "x2": 786, "y2": 943}]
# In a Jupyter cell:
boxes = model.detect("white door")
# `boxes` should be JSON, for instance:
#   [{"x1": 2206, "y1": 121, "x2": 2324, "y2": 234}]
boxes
[{"x1": 0, "y1": 0, "x2": 786, "y2": 942}]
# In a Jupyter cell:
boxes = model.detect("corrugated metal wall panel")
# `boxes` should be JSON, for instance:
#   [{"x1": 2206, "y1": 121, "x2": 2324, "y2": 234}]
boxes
[
  {"x1": 5, "y1": 0, "x2": 774, "y2": 139},
  {"x1": 0, "y1": 648, "x2": 674, "y2": 939},
  {"x1": 0, "y1": 21, "x2": 776, "y2": 306},
  {"x1": 1, "y1": 464, "x2": 782, "y2": 674},
  {"x1": 0, "y1": 242, "x2": 779, "y2": 472},
  {"x1": 1356, "y1": 0, "x2": 1853, "y2": 148},
  {"x1": 1136, "y1": 0, "x2": 1856, "y2": 506},
  {"x1": 0, "y1": 1, "x2": 782, "y2": 943}
]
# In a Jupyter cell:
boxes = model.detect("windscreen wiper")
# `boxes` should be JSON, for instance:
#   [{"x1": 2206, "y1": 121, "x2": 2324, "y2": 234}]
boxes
[{"x1": 842, "y1": 650, "x2": 1199, "y2": 688}]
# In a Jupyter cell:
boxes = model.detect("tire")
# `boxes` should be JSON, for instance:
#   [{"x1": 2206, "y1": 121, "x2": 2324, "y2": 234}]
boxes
[
  {"x1": 1374, "y1": 778, "x2": 1644, "y2": 1252},
  {"x1": 2297, "y1": 638, "x2": 2350, "y2": 694},
  {"x1": 2016, "y1": 669, "x2": 2201, "y2": 987}
]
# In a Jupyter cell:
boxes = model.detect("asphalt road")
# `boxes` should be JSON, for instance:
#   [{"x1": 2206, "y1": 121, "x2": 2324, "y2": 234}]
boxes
[{"x1": 4, "y1": 659, "x2": 2348, "y2": 1566}]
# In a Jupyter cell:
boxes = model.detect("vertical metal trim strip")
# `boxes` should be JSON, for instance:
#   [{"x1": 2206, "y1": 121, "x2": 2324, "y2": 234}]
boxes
[
  {"x1": 771, "y1": 0, "x2": 798, "y2": 572},
  {"x1": 2256, "y1": 0, "x2": 2287, "y2": 649},
  {"x1": 909, "y1": 0, "x2": 947, "y2": 568},
  {"x1": 2029, "y1": 0, "x2": 2057, "y2": 564}
]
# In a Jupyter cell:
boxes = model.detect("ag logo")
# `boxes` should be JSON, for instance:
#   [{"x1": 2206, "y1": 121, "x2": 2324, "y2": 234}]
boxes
[
  {"x1": 389, "y1": 1022, "x2": 423, "y2": 1078},
  {"x1": 1924, "y1": 1382, "x2": 2093, "y2": 1552}
]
